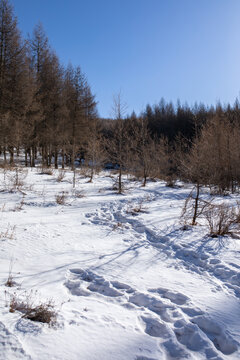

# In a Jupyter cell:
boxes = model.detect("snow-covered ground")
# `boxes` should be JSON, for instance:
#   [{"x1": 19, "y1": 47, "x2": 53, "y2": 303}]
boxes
[{"x1": 0, "y1": 167, "x2": 240, "y2": 360}]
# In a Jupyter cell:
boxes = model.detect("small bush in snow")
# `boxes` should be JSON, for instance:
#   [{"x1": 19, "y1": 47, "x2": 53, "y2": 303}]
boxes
[
  {"x1": 165, "y1": 178, "x2": 176, "y2": 187},
  {"x1": 55, "y1": 191, "x2": 68, "y2": 205},
  {"x1": 5, "y1": 167, "x2": 28, "y2": 192},
  {"x1": 9, "y1": 291, "x2": 57, "y2": 326},
  {"x1": 72, "y1": 189, "x2": 85, "y2": 198},
  {"x1": 13, "y1": 194, "x2": 25, "y2": 212},
  {"x1": 112, "y1": 222, "x2": 123, "y2": 230},
  {"x1": 0, "y1": 225, "x2": 16, "y2": 241},
  {"x1": 126, "y1": 198, "x2": 148, "y2": 215},
  {"x1": 181, "y1": 185, "x2": 211, "y2": 226},
  {"x1": 56, "y1": 170, "x2": 65, "y2": 182},
  {"x1": 5, "y1": 259, "x2": 15, "y2": 287},
  {"x1": 40, "y1": 168, "x2": 53, "y2": 176},
  {"x1": 204, "y1": 203, "x2": 240, "y2": 237},
  {"x1": 78, "y1": 167, "x2": 91, "y2": 179}
]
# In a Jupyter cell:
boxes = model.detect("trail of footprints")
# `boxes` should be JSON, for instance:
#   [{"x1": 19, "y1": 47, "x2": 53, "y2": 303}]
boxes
[
  {"x1": 86, "y1": 201, "x2": 240, "y2": 299},
  {"x1": 0, "y1": 321, "x2": 32, "y2": 360},
  {"x1": 65, "y1": 268, "x2": 238, "y2": 359}
]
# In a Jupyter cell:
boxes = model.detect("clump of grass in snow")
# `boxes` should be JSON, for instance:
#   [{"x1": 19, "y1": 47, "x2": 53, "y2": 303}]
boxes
[{"x1": 9, "y1": 290, "x2": 57, "y2": 326}]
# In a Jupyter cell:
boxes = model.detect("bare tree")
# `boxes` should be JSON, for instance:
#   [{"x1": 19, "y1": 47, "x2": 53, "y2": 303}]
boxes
[
  {"x1": 131, "y1": 117, "x2": 158, "y2": 186},
  {"x1": 107, "y1": 93, "x2": 129, "y2": 194},
  {"x1": 85, "y1": 119, "x2": 106, "y2": 182}
]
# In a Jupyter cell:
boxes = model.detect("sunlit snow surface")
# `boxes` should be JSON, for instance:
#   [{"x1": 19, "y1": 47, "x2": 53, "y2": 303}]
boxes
[{"x1": 0, "y1": 168, "x2": 239, "y2": 360}]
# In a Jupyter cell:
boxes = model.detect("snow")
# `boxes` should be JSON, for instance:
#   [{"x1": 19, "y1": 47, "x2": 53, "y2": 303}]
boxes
[{"x1": 0, "y1": 168, "x2": 240, "y2": 359}]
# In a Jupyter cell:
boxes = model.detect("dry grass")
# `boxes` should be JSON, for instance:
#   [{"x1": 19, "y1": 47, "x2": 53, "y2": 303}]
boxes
[
  {"x1": 204, "y1": 203, "x2": 240, "y2": 237},
  {"x1": 9, "y1": 291, "x2": 57, "y2": 326},
  {"x1": 112, "y1": 222, "x2": 123, "y2": 231},
  {"x1": 4, "y1": 167, "x2": 28, "y2": 192},
  {"x1": 5, "y1": 273, "x2": 14, "y2": 287},
  {"x1": 55, "y1": 191, "x2": 68, "y2": 205},
  {"x1": 77, "y1": 167, "x2": 91, "y2": 179},
  {"x1": 13, "y1": 194, "x2": 25, "y2": 212},
  {"x1": 72, "y1": 189, "x2": 85, "y2": 198},
  {"x1": 126, "y1": 198, "x2": 148, "y2": 215},
  {"x1": 5, "y1": 259, "x2": 15, "y2": 287},
  {"x1": 56, "y1": 170, "x2": 66, "y2": 182},
  {"x1": 0, "y1": 225, "x2": 16, "y2": 241},
  {"x1": 39, "y1": 168, "x2": 53, "y2": 176}
]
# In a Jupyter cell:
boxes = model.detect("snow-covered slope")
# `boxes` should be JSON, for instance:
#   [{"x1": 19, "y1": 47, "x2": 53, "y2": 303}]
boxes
[{"x1": 0, "y1": 168, "x2": 239, "y2": 359}]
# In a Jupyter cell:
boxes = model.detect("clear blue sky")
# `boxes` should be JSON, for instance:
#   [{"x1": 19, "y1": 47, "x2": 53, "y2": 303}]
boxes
[{"x1": 11, "y1": 0, "x2": 240, "y2": 117}]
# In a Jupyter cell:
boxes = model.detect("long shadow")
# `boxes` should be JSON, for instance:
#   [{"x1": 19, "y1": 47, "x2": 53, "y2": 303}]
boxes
[
  {"x1": 194, "y1": 235, "x2": 230, "y2": 255},
  {"x1": 89, "y1": 242, "x2": 145, "y2": 271},
  {"x1": 13, "y1": 256, "x2": 99, "y2": 280}
]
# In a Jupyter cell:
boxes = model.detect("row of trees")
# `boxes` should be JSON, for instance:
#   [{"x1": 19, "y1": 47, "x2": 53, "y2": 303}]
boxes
[
  {"x1": 108, "y1": 112, "x2": 240, "y2": 195},
  {"x1": 0, "y1": 0, "x2": 97, "y2": 168},
  {"x1": 2, "y1": 0, "x2": 240, "y2": 195},
  {"x1": 143, "y1": 98, "x2": 240, "y2": 141}
]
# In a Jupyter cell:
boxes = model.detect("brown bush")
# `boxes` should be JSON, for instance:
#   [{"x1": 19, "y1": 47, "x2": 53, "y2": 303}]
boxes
[
  {"x1": 55, "y1": 191, "x2": 68, "y2": 205},
  {"x1": 9, "y1": 292, "x2": 57, "y2": 326},
  {"x1": 204, "y1": 203, "x2": 239, "y2": 237}
]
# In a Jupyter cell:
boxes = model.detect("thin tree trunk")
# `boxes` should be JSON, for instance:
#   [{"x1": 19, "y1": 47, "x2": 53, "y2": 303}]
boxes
[
  {"x1": 61, "y1": 148, "x2": 65, "y2": 169},
  {"x1": 118, "y1": 166, "x2": 122, "y2": 194},
  {"x1": 54, "y1": 148, "x2": 58, "y2": 169},
  {"x1": 31, "y1": 147, "x2": 35, "y2": 167},
  {"x1": 9, "y1": 147, "x2": 14, "y2": 165},
  {"x1": 25, "y1": 149, "x2": 28, "y2": 167},
  {"x1": 192, "y1": 183, "x2": 200, "y2": 225}
]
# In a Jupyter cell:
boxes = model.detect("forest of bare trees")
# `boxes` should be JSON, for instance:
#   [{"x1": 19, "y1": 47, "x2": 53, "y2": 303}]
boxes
[{"x1": 1, "y1": 0, "x2": 240, "y2": 196}]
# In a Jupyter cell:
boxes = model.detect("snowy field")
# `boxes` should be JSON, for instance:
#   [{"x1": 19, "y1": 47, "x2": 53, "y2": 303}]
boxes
[{"x1": 0, "y1": 167, "x2": 240, "y2": 360}]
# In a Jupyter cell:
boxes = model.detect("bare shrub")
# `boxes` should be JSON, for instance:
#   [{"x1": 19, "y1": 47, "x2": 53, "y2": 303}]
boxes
[
  {"x1": 112, "y1": 222, "x2": 123, "y2": 231},
  {"x1": 72, "y1": 189, "x2": 85, "y2": 198},
  {"x1": 180, "y1": 115, "x2": 240, "y2": 194},
  {"x1": 0, "y1": 225, "x2": 16, "y2": 241},
  {"x1": 5, "y1": 167, "x2": 28, "y2": 192},
  {"x1": 204, "y1": 203, "x2": 239, "y2": 237},
  {"x1": 78, "y1": 167, "x2": 91, "y2": 179},
  {"x1": 181, "y1": 185, "x2": 211, "y2": 226},
  {"x1": 0, "y1": 203, "x2": 6, "y2": 212},
  {"x1": 166, "y1": 178, "x2": 176, "y2": 187},
  {"x1": 127, "y1": 198, "x2": 148, "y2": 215},
  {"x1": 40, "y1": 168, "x2": 53, "y2": 176},
  {"x1": 5, "y1": 275, "x2": 14, "y2": 287},
  {"x1": 56, "y1": 170, "x2": 65, "y2": 182},
  {"x1": 9, "y1": 291, "x2": 57, "y2": 326},
  {"x1": 55, "y1": 191, "x2": 68, "y2": 205},
  {"x1": 5, "y1": 259, "x2": 15, "y2": 287},
  {"x1": 13, "y1": 194, "x2": 25, "y2": 212}
]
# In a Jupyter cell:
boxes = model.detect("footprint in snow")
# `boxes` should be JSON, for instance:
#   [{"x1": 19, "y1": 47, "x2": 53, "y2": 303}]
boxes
[
  {"x1": 65, "y1": 268, "x2": 238, "y2": 358},
  {"x1": 0, "y1": 321, "x2": 32, "y2": 360}
]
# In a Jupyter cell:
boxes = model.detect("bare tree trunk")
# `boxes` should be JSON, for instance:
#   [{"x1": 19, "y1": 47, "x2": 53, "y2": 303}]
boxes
[
  {"x1": 29, "y1": 148, "x2": 32, "y2": 167},
  {"x1": 54, "y1": 147, "x2": 58, "y2": 169},
  {"x1": 25, "y1": 149, "x2": 28, "y2": 167},
  {"x1": 31, "y1": 147, "x2": 35, "y2": 167},
  {"x1": 143, "y1": 166, "x2": 147, "y2": 187},
  {"x1": 73, "y1": 168, "x2": 76, "y2": 188},
  {"x1": 9, "y1": 146, "x2": 14, "y2": 165},
  {"x1": 192, "y1": 183, "x2": 200, "y2": 225},
  {"x1": 90, "y1": 167, "x2": 94, "y2": 182},
  {"x1": 118, "y1": 165, "x2": 122, "y2": 194},
  {"x1": 3, "y1": 147, "x2": 6, "y2": 163},
  {"x1": 61, "y1": 148, "x2": 65, "y2": 169}
]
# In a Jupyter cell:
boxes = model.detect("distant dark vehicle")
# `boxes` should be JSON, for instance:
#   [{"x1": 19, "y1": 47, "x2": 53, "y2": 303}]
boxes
[{"x1": 104, "y1": 162, "x2": 120, "y2": 170}]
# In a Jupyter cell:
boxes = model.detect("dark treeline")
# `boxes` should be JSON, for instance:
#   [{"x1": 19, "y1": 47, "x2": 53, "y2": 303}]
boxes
[
  {"x1": 142, "y1": 98, "x2": 240, "y2": 141},
  {"x1": 2, "y1": 0, "x2": 240, "y2": 195}
]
